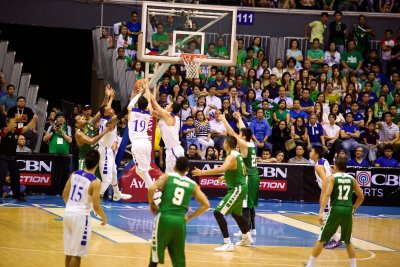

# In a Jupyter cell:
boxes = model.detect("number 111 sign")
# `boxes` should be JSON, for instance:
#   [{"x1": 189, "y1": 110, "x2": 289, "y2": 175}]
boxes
[{"x1": 237, "y1": 11, "x2": 254, "y2": 26}]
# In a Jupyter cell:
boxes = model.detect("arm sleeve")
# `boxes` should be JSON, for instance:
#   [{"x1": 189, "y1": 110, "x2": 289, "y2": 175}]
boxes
[{"x1": 128, "y1": 92, "x2": 143, "y2": 108}]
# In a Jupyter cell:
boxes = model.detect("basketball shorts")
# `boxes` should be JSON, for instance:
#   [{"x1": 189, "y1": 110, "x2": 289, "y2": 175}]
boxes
[
  {"x1": 131, "y1": 138, "x2": 152, "y2": 172},
  {"x1": 98, "y1": 146, "x2": 117, "y2": 182},
  {"x1": 216, "y1": 184, "x2": 248, "y2": 216},
  {"x1": 151, "y1": 213, "x2": 186, "y2": 267},
  {"x1": 165, "y1": 145, "x2": 185, "y2": 173},
  {"x1": 63, "y1": 212, "x2": 91, "y2": 257},
  {"x1": 319, "y1": 206, "x2": 353, "y2": 244},
  {"x1": 247, "y1": 174, "x2": 260, "y2": 209}
]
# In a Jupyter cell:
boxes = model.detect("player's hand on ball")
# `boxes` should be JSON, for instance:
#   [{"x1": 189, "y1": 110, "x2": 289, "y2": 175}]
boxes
[{"x1": 192, "y1": 167, "x2": 201, "y2": 176}]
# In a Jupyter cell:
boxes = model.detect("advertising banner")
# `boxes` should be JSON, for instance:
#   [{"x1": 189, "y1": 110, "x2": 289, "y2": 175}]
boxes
[{"x1": 16, "y1": 154, "x2": 73, "y2": 195}]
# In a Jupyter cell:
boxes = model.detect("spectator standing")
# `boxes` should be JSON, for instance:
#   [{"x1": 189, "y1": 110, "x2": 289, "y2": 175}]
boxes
[
  {"x1": 16, "y1": 135, "x2": 32, "y2": 153},
  {"x1": 328, "y1": 11, "x2": 347, "y2": 54},
  {"x1": 351, "y1": 15, "x2": 375, "y2": 57},
  {"x1": 126, "y1": 11, "x2": 141, "y2": 43},
  {"x1": 117, "y1": 47, "x2": 133, "y2": 68},
  {"x1": 0, "y1": 115, "x2": 38, "y2": 201},
  {"x1": 116, "y1": 24, "x2": 135, "y2": 59},
  {"x1": 43, "y1": 112, "x2": 73, "y2": 154},
  {"x1": 381, "y1": 29, "x2": 397, "y2": 76},
  {"x1": 152, "y1": 23, "x2": 170, "y2": 53},
  {"x1": 307, "y1": 38, "x2": 325, "y2": 75},
  {"x1": 7, "y1": 96, "x2": 37, "y2": 150},
  {"x1": 0, "y1": 85, "x2": 17, "y2": 114},
  {"x1": 286, "y1": 39, "x2": 303, "y2": 70},
  {"x1": 304, "y1": 12, "x2": 329, "y2": 47}
]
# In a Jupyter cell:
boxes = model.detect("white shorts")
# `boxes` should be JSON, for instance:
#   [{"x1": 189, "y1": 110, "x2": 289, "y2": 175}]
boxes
[
  {"x1": 131, "y1": 138, "x2": 152, "y2": 172},
  {"x1": 98, "y1": 146, "x2": 117, "y2": 182},
  {"x1": 63, "y1": 212, "x2": 91, "y2": 257},
  {"x1": 165, "y1": 145, "x2": 185, "y2": 173}
]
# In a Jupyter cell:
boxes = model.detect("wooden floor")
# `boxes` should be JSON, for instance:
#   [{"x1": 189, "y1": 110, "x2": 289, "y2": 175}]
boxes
[{"x1": 1, "y1": 208, "x2": 399, "y2": 267}]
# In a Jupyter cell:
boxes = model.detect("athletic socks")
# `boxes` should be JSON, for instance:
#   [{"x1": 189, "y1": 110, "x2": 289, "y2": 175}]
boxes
[
  {"x1": 223, "y1": 237, "x2": 231, "y2": 244},
  {"x1": 306, "y1": 256, "x2": 315, "y2": 267},
  {"x1": 350, "y1": 258, "x2": 356, "y2": 267}
]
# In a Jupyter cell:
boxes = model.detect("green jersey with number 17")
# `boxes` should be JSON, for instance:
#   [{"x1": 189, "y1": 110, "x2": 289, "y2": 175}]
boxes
[
  {"x1": 331, "y1": 172, "x2": 354, "y2": 207},
  {"x1": 242, "y1": 142, "x2": 258, "y2": 176},
  {"x1": 158, "y1": 172, "x2": 196, "y2": 216}
]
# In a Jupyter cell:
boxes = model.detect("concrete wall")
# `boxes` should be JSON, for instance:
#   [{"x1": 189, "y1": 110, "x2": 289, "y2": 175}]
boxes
[{"x1": 1, "y1": 0, "x2": 399, "y2": 40}]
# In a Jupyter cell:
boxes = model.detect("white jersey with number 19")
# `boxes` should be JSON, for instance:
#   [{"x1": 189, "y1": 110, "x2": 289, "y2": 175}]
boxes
[{"x1": 128, "y1": 107, "x2": 151, "y2": 141}]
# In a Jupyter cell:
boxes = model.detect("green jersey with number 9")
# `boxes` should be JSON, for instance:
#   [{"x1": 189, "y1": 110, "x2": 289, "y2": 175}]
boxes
[
  {"x1": 331, "y1": 173, "x2": 354, "y2": 207},
  {"x1": 242, "y1": 142, "x2": 258, "y2": 176},
  {"x1": 158, "y1": 172, "x2": 196, "y2": 216}
]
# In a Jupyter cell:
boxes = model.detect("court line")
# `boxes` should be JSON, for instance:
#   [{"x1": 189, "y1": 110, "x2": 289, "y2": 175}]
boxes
[
  {"x1": 0, "y1": 246, "x2": 345, "y2": 266},
  {"x1": 42, "y1": 208, "x2": 148, "y2": 244},
  {"x1": 258, "y1": 213, "x2": 395, "y2": 252}
]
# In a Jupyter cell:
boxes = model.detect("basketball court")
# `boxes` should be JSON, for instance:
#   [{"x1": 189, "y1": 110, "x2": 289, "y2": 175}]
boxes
[{"x1": 1, "y1": 196, "x2": 399, "y2": 266}]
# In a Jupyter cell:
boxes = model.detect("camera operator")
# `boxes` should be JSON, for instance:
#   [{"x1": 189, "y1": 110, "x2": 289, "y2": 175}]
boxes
[{"x1": 43, "y1": 112, "x2": 72, "y2": 154}]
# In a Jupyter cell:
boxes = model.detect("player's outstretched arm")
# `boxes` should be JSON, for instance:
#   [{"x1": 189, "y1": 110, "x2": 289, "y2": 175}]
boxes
[
  {"x1": 319, "y1": 175, "x2": 334, "y2": 225},
  {"x1": 192, "y1": 155, "x2": 235, "y2": 176},
  {"x1": 75, "y1": 126, "x2": 110, "y2": 146},
  {"x1": 352, "y1": 181, "x2": 365, "y2": 214},
  {"x1": 148, "y1": 173, "x2": 169, "y2": 214},
  {"x1": 92, "y1": 84, "x2": 113, "y2": 125},
  {"x1": 90, "y1": 179, "x2": 107, "y2": 225},
  {"x1": 186, "y1": 184, "x2": 210, "y2": 223},
  {"x1": 62, "y1": 176, "x2": 72, "y2": 204}
]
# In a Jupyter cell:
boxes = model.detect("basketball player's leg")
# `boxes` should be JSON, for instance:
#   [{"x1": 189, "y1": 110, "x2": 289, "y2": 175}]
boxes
[
  {"x1": 165, "y1": 146, "x2": 185, "y2": 173},
  {"x1": 98, "y1": 147, "x2": 112, "y2": 195},
  {"x1": 150, "y1": 213, "x2": 168, "y2": 266},
  {"x1": 131, "y1": 139, "x2": 153, "y2": 187},
  {"x1": 213, "y1": 192, "x2": 235, "y2": 251},
  {"x1": 248, "y1": 174, "x2": 260, "y2": 234},
  {"x1": 64, "y1": 214, "x2": 90, "y2": 267},
  {"x1": 167, "y1": 216, "x2": 186, "y2": 267}
]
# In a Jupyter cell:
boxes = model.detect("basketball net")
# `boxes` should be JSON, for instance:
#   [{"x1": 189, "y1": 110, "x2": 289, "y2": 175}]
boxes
[{"x1": 180, "y1": 53, "x2": 206, "y2": 79}]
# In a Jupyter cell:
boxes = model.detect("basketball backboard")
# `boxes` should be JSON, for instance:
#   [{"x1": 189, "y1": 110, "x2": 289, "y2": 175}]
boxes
[{"x1": 137, "y1": 1, "x2": 237, "y2": 67}]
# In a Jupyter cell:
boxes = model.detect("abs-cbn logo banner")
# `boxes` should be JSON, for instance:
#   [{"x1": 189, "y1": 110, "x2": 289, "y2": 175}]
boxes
[
  {"x1": 200, "y1": 163, "x2": 288, "y2": 179},
  {"x1": 20, "y1": 173, "x2": 52, "y2": 186},
  {"x1": 199, "y1": 177, "x2": 286, "y2": 191},
  {"x1": 17, "y1": 159, "x2": 53, "y2": 187}
]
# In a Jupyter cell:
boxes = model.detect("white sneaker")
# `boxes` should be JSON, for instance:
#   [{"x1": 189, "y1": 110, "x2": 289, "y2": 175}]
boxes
[
  {"x1": 214, "y1": 243, "x2": 235, "y2": 252},
  {"x1": 250, "y1": 229, "x2": 257, "y2": 236},
  {"x1": 235, "y1": 235, "x2": 254, "y2": 246},
  {"x1": 233, "y1": 230, "x2": 242, "y2": 237},
  {"x1": 113, "y1": 192, "x2": 132, "y2": 201}
]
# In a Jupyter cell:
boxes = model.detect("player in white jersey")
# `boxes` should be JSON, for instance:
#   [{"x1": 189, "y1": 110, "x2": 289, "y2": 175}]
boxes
[
  {"x1": 62, "y1": 149, "x2": 107, "y2": 267},
  {"x1": 128, "y1": 79, "x2": 153, "y2": 187},
  {"x1": 150, "y1": 93, "x2": 184, "y2": 173},
  {"x1": 98, "y1": 101, "x2": 131, "y2": 201},
  {"x1": 310, "y1": 146, "x2": 341, "y2": 249}
]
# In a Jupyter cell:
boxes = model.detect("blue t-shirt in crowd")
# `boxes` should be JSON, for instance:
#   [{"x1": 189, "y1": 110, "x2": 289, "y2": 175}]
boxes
[
  {"x1": 348, "y1": 159, "x2": 370, "y2": 167},
  {"x1": 352, "y1": 112, "x2": 364, "y2": 122},
  {"x1": 126, "y1": 21, "x2": 141, "y2": 42},
  {"x1": 249, "y1": 117, "x2": 271, "y2": 142},
  {"x1": 341, "y1": 123, "x2": 359, "y2": 141},
  {"x1": 289, "y1": 109, "x2": 308, "y2": 120},
  {"x1": 306, "y1": 122, "x2": 323, "y2": 143},
  {"x1": 181, "y1": 125, "x2": 196, "y2": 140},
  {"x1": 358, "y1": 91, "x2": 378, "y2": 106},
  {"x1": 299, "y1": 98, "x2": 314, "y2": 108},
  {"x1": 376, "y1": 156, "x2": 399, "y2": 167}
]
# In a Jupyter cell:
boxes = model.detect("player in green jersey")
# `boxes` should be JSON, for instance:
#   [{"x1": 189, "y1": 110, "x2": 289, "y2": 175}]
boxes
[
  {"x1": 192, "y1": 136, "x2": 254, "y2": 252},
  {"x1": 148, "y1": 157, "x2": 210, "y2": 267},
  {"x1": 305, "y1": 157, "x2": 364, "y2": 267},
  {"x1": 219, "y1": 112, "x2": 260, "y2": 237}
]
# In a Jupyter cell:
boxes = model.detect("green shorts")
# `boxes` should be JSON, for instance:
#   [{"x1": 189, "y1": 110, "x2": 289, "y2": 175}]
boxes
[
  {"x1": 216, "y1": 184, "x2": 248, "y2": 216},
  {"x1": 319, "y1": 206, "x2": 353, "y2": 243},
  {"x1": 246, "y1": 174, "x2": 260, "y2": 209},
  {"x1": 151, "y1": 213, "x2": 186, "y2": 266},
  {"x1": 78, "y1": 158, "x2": 101, "y2": 178}
]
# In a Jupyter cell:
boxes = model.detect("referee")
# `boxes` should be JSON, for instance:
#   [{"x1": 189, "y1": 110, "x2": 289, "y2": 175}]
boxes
[{"x1": 0, "y1": 115, "x2": 37, "y2": 201}]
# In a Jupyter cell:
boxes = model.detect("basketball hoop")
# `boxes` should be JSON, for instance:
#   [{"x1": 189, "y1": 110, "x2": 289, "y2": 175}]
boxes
[{"x1": 180, "y1": 54, "x2": 206, "y2": 79}]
